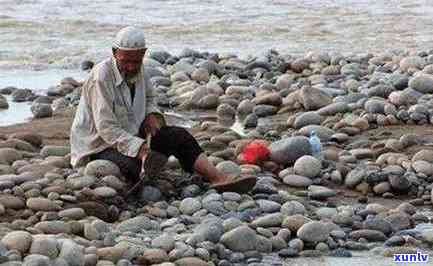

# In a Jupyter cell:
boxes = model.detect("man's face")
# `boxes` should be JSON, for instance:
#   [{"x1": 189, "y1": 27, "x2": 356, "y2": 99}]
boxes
[{"x1": 113, "y1": 49, "x2": 146, "y2": 77}]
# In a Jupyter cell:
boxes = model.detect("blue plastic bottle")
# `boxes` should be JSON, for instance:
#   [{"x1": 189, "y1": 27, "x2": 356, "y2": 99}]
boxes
[{"x1": 309, "y1": 130, "x2": 322, "y2": 160}]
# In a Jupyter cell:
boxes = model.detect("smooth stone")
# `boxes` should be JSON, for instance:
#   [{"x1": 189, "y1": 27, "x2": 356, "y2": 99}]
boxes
[
  {"x1": 58, "y1": 208, "x2": 86, "y2": 220},
  {"x1": 293, "y1": 112, "x2": 322, "y2": 129},
  {"x1": 1, "y1": 231, "x2": 33, "y2": 253},
  {"x1": 283, "y1": 175, "x2": 313, "y2": 188},
  {"x1": 93, "y1": 187, "x2": 117, "y2": 198},
  {"x1": 317, "y1": 102, "x2": 349, "y2": 116},
  {"x1": 30, "y1": 103, "x2": 52, "y2": 118},
  {"x1": 179, "y1": 198, "x2": 202, "y2": 215},
  {"x1": 251, "y1": 213, "x2": 284, "y2": 227},
  {"x1": 34, "y1": 221, "x2": 71, "y2": 234},
  {"x1": 216, "y1": 161, "x2": 241, "y2": 179},
  {"x1": 281, "y1": 201, "x2": 306, "y2": 216},
  {"x1": 297, "y1": 221, "x2": 330, "y2": 243},
  {"x1": 349, "y1": 229, "x2": 387, "y2": 241},
  {"x1": 294, "y1": 156, "x2": 321, "y2": 178},
  {"x1": 151, "y1": 234, "x2": 175, "y2": 252},
  {"x1": 138, "y1": 249, "x2": 169, "y2": 265},
  {"x1": 308, "y1": 185, "x2": 336, "y2": 200},
  {"x1": 174, "y1": 257, "x2": 208, "y2": 266},
  {"x1": 220, "y1": 226, "x2": 258, "y2": 252},
  {"x1": 30, "y1": 237, "x2": 59, "y2": 258},
  {"x1": 409, "y1": 73, "x2": 433, "y2": 94},
  {"x1": 117, "y1": 216, "x2": 156, "y2": 233},
  {"x1": 84, "y1": 160, "x2": 121, "y2": 178},
  {"x1": 26, "y1": 198, "x2": 60, "y2": 211},
  {"x1": 269, "y1": 137, "x2": 312, "y2": 165},
  {"x1": 299, "y1": 86, "x2": 332, "y2": 111}
]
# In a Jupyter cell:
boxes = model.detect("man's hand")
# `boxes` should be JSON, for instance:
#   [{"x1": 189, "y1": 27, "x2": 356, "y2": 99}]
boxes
[
  {"x1": 137, "y1": 143, "x2": 149, "y2": 161},
  {"x1": 143, "y1": 113, "x2": 164, "y2": 137}
]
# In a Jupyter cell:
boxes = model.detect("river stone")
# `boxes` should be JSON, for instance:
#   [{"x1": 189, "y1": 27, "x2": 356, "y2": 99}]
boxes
[
  {"x1": 26, "y1": 197, "x2": 61, "y2": 211},
  {"x1": 345, "y1": 168, "x2": 366, "y2": 188},
  {"x1": 117, "y1": 216, "x2": 156, "y2": 233},
  {"x1": 244, "y1": 113, "x2": 258, "y2": 128},
  {"x1": 197, "y1": 94, "x2": 218, "y2": 109},
  {"x1": 409, "y1": 73, "x2": 433, "y2": 94},
  {"x1": 191, "y1": 218, "x2": 224, "y2": 244},
  {"x1": 384, "y1": 213, "x2": 412, "y2": 232},
  {"x1": 294, "y1": 156, "x2": 321, "y2": 178},
  {"x1": 138, "y1": 249, "x2": 169, "y2": 265},
  {"x1": 84, "y1": 160, "x2": 121, "y2": 178},
  {"x1": 58, "y1": 208, "x2": 86, "y2": 220},
  {"x1": 31, "y1": 103, "x2": 53, "y2": 118},
  {"x1": 217, "y1": 103, "x2": 236, "y2": 119},
  {"x1": 40, "y1": 145, "x2": 69, "y2": 157},
  {"x1": 276, "y1": 74, "x2": 294, "y2": 90},
  {"x1": 400, "y1": 56, "x2": 425, "y2": 71},
  {"x1": 412, "y1": 160, "x2": 433, "y2": 176},
  {"x1": 0, "y1": 148, "x2": 22, "y2": 165},
  {"x1": 0, "y1": 95, "x2": 8, "y2": 109},
  {"x1": 252, "y1": 213, "x2": 284, "y2": 227},
  {"x1": 67, "y1": 176, "x2": 96, "y2": 190},
  {"x1": 237, "y1": 99, "x2": 254, "y2": 115},
  {"x1": 364, "y1": 99, "x2": 386, "y2": 114},
  {"x1": 298, "y1": 125, "x2": 335, "y2": 141},
  {"x1": 0, "y1": 195, "x2": 25, "y2": 209},
  {"x1": 35, "y1": 221, "x2": 71, "y2": 234},
  {"x1": 216, "y1": 161, "x2": 241, "y2": 179},
  {"x1": 253, "y1": 93, "x2": 282, "y2": 107},
  {"x1": 191, "y1": 68, "x2": 210, "y2": 83},
  {"x1": 363, "y1": 218, "x2": 393, "y2": 235},
  {"x1": 256, "y1": 199, "x2": 281, "y2": 213},
  {"x1": 151, "y1": 234, "x2": 175, "y2": 252},
  {"x1": 101, "y1": 175, "x2": 124, "y2": 190},
  {"x1": 30, "y1": 237, "x2": 59, "y2": 258},
  {"x1": 317, "y1": 102, "x2": 349, "y2": 116},
  {"x1": 293, "y1": 112, "x2": 322, "y2": 129},
  {"x1": 253, "y1": 104, "x2": 278, "y2": 117},
  {"x1": 1, "y1": 231, "x2": 33, "y2": 253},
  {"x1": 58, "y1": 239, "x2": 84, "y2": 266},
  {"x1": 308, "y1": 185, "x2": 336, "y2": 200},
  {"x1": 93, "y1": 187, "x2": 117, "y2": 198},
  {"x1": 269, "y1": 136, "x2": 312, "y2": 165},
  {"x1": 283, "y1": 175, "x2": 313, "y2": 188},
  {"x1": 299, "y1": 86, "x2": 332, "y2": 111},
  {"x1": 388, "y1": 175, "x2": 410, "y2": 192},
  {"x1": 175, "y1": 257, "x2": 208, "y2": 266},
  {"x1": 179, "y1": 198, "x2": 202, "y2": 215},
  {"x1": 349, "y1": 230, "x2": 387, "y2": 241},
  {"x1": 96, "y1": 247, "x2": 125, "y2": 262},
  {"x1": 341, "y1": 63, "x2": 363, "y2": 77},
  {"x1": 12, "y1": 88, "x2": 33, "y2": 102},
  {"x1": 297, "y1": 221, "x2": 330, "y2": 243},
  {"x1": 366, "y1": 84, "x2": 394, "y2": 98},
  {"x1": 281, "y1": 201, "x2": 306, "y2": 216},
  {"x1": 412, "y1": 150, "x2": 433, "y2": 163},
  {"x1": 220, "y1": 226, "x2": 258, "y2": 252}
]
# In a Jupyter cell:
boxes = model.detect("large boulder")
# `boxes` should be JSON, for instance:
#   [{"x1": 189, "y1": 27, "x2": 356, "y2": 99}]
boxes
[{"x1": 269, "y1": 137, "x2": 312, "y2": 165}]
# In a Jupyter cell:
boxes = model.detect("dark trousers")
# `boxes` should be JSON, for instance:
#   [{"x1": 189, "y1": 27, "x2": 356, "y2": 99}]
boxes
[{"x1": 90, "y1": 126, "x2": 203, "y2": 181}]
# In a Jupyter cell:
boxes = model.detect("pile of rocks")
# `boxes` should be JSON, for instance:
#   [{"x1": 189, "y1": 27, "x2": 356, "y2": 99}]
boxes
[{"x1": 1, "y1": 48, "x2": 433, "y2": 265}]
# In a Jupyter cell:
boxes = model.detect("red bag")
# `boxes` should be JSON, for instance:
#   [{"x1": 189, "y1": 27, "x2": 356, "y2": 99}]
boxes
[{"x1": 241, "y1": 140, "x2": 270, "y2": 165}]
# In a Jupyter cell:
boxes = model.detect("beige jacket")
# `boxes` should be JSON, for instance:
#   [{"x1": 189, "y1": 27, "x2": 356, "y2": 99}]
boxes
[{"x1": 70, "y1": 56, "x2": 160, "y2": 168}]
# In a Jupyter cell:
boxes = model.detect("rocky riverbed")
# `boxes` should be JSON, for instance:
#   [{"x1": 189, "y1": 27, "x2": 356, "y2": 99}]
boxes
[{"x1": 2, "y1": 48, "x2": 433, "y2": 265}]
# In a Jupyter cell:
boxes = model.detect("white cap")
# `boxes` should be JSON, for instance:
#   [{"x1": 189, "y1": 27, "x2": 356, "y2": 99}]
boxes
[{"x1": 112, "y1": 26, "x2": 146, "y2": 50}]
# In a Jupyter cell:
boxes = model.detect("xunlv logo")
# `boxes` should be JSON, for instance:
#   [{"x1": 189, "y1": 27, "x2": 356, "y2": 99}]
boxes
[{"x1": 393, "y1": 251, "x2": 429, "y2": 263}]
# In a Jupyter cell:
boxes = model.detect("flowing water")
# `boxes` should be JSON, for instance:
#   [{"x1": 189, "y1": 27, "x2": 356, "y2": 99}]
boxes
[{"x1": 1, "y1": 0, "x2": 433, "y2": 124}]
